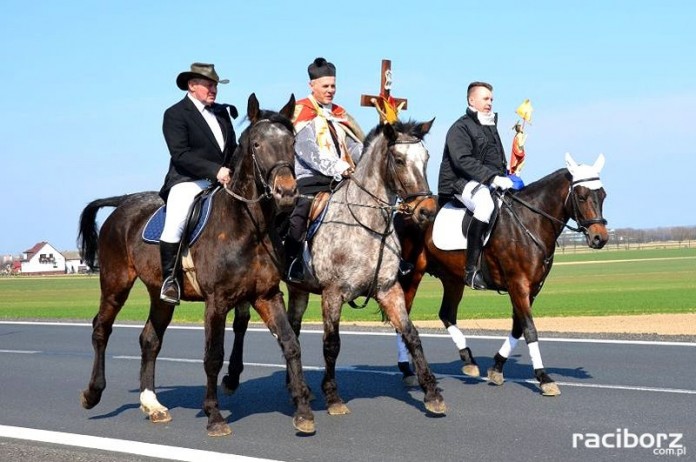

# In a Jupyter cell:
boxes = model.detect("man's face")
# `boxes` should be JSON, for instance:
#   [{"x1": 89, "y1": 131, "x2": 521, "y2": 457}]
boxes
[
  {"x1": 310, "y1": 76, "x2": 336, "y2": 105},
  {"x1": 468, "y1": 86, "x2": 493, "y2": 113},
  {"x1": 189, "y1": 79, "x2": 218, "y2": 105}
]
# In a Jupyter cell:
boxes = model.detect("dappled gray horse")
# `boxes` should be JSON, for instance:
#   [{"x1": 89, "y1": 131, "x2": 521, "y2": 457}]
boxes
[{"x1": 225, "y1": 119, "x2": 445, "y2": 416}]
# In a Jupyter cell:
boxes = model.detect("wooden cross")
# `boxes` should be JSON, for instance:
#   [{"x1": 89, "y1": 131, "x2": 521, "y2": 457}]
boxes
[{"x1": 360, "y1": 59, "x2": 408, "y2": 122}]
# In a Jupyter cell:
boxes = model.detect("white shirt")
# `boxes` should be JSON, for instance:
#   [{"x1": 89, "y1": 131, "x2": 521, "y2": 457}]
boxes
[{"x1": 188, "y1": 93, "x2": 225, "y2": 151}]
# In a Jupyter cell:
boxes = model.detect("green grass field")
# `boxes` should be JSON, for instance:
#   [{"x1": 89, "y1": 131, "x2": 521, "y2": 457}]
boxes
[{"x1": 1, "y1": 248, "x2": 694, "y2": 324}]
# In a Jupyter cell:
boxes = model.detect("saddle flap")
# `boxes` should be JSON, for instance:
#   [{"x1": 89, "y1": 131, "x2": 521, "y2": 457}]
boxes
[
  {"x1": 309, "y1": 191, "x2": 330, "y2": 222},
  {"x1": 431, "y1": 200, "x2": 499, "y2": 251}
]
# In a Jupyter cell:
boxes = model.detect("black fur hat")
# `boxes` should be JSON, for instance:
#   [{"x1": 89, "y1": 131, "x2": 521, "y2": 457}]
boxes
[{"x1": 307, "y1": 57, "x2": 336, "y2": 79}]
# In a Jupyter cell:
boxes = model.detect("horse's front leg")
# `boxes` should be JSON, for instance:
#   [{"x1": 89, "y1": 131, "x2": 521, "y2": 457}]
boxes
[
  {"x1": 489, "y1": 291, "x2": 560, "y2": 396},
  {"x1": 377, "y1": 283, "x2": 446, "y2": 415},
  {"x1": 254, "y1": 291, "x2": 315, "y2": 434},
  {"x1": 138, "y1": 294, "x2": 175, "y2": 424},
  {"x1": 201, "y1": 300, "x2": 231, "y2": 436},
  {"x1": 222, "y1": 302, "x2": 251, "y2": 395}
]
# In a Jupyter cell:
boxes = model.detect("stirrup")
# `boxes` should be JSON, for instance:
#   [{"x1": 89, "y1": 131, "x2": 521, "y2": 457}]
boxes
[
  {"x1": 286, "y1": 258, "x2": 304, "y2": 282},
  {"x1": 160, "y1": 276, "x2": 181, "y2": 305},
  {"x1": 399, "y1": 260, "x2": 414, "y2": 276},
  {"x1": 465, "y1": 270, "x2": 487, "y2": 290}
]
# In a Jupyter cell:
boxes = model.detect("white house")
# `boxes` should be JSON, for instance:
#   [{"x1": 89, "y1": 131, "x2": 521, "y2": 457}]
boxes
[
  {"x1": 62, "y1": 250, "x2": 88, "y2": 274},
  {"x1": 20, "y1": 242, "x2": 66, "y2": 274}
]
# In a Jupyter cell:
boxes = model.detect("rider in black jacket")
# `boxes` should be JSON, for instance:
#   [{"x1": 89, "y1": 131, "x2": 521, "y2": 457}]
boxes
[{"x1": 437, "y1": 81, "x2": 513, "y2": 289}]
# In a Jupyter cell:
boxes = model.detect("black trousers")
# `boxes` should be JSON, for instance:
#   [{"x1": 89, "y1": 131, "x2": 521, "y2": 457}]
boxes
[{"x1": 287, "y1": 196, "x2": 313, "y2": 243}]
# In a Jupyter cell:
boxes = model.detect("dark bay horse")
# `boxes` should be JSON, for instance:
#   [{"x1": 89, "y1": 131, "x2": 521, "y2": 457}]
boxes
[
  {"x1": 225, "y1": 120, "x2": 446, "y2": 416},
  {"x1": 395, "y1": 153, "x2": 609, "y2": 396},
  {"x1": 78, "y1": 94, "x2": 316, "y2": 436}
]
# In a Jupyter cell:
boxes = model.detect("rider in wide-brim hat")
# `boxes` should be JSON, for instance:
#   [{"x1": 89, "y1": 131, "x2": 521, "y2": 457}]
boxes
[{"x1": 176, "y1": 62, "x2": 229, "y2": 91}]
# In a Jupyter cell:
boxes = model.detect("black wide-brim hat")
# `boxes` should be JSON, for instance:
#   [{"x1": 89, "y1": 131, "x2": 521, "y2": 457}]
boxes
[{"x1": 176, "y1": 62, "x2": 229, "y2": 91}]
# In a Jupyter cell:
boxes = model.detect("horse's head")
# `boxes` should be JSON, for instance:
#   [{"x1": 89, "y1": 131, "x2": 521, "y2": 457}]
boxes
[
  {"x1": 565, "y1": 153, "x2": 609, "y2": 249},
  {"x1": 244, "y1": 93, "x2": 298, "y2": 212},
  {"x1": 381, "y1": 118, "x2": 438, "y2": 228}
]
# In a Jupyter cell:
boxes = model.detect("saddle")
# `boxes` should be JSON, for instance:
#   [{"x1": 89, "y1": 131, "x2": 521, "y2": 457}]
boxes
[
  {"x1": 431, "y1": 199, "x2": 500, "y2": 251},
  {"x1": 142, "y1": 187, "x2": 218, "y2": 247},
  {"x1": 142, "y1": 187, "x2": 219, "y2": 297}
]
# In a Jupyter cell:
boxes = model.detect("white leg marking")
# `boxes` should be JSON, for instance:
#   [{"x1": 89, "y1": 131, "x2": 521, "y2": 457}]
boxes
[{"x1": 447, "y1": 325, "x2": 468, "y2": 350}]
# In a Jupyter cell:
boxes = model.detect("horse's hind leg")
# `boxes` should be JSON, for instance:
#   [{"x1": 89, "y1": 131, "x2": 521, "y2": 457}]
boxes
[
  {"x1": 81, "y1": 266, "x2": 136, "y2": 409},
  {"x1": 222, "y1": 302, "x2": 251, "y2": 394},
  {"x1": 138, "y1": 290, "x2": 175, "y2": 423},
  {"x1": 438, "y1": 277, "x2": 479, "y2": 378},
  {"x1": 318, "y1": 289, "x2": 350, "y2": 416},
  {"x1": 254, "y1": 292, "x2": 315, "y2": 434},
  {"x1": 377, "y1": 283, "x2": 446, "y2": 415}
]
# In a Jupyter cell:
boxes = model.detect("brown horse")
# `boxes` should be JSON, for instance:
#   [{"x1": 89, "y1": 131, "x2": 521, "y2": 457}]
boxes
[
  {"x1": 78, "y1": 94, "x2": 316, "y2": 437},
  {"x1": 395, "y1": 153, "x2": 609, "y2": 396},
  {"x1": 223, "y1": 120, "x2": 446, "y2": 416}
]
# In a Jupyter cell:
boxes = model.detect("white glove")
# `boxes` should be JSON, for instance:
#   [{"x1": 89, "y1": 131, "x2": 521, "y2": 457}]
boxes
[{"x1": 491, "y1": 176, "x2": 514, "y2": 190}]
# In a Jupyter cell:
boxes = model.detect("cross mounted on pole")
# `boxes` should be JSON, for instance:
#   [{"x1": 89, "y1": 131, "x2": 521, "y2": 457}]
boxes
[{"x1": 360, "y1": 59, "x2": 408, "y2": 123}]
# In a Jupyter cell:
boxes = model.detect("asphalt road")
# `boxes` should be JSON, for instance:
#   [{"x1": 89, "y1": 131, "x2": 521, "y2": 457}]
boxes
[{"x1": 0, "y1": 321, "x2": 694, "y2": 461}]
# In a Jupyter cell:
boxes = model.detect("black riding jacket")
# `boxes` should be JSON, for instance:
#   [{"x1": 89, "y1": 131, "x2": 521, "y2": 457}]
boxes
[{"x1": 437, "y1": 107, "x2": 507, "y2": 200}]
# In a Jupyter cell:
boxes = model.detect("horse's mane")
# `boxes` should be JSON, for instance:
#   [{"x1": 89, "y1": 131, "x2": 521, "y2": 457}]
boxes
[
  {"x1": 363, "y1": 119, "x2": 429, "y2": 152},
  {"x1": 515, "y1": 168, "x2": 570, "y2": 200}
]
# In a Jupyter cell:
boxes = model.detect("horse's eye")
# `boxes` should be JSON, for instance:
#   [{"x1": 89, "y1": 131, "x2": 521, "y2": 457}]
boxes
[
  {"x1": 253, "y1": 142, "x2": 261, "y2": 149},
  {"x1": 394, "y1": 157, "x2": 406, "y2": 166}
]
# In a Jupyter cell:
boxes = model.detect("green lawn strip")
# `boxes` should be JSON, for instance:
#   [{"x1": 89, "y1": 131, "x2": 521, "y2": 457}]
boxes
[{"x1": 0, "y1": 248, "x2": 693, "y2": 323}]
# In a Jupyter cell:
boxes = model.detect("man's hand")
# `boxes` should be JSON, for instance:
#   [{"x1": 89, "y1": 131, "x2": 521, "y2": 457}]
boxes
[
  {"x1": 341, "y1": 167, "x2": 354, "y2": 178},
  {"x1": 216, "y1": 167, "x2": 232, "y2": 186},
  {"x1": 491, "y1": 175, "x2": 513, "y2": 190}
]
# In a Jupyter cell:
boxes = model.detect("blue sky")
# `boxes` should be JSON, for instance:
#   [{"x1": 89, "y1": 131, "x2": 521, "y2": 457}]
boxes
[{"x1": 1, "y1": 1, "x2": 694, "y2": 255}]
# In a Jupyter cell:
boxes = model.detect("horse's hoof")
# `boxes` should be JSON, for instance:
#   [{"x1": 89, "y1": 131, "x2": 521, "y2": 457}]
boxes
[
  {"x1": 462, "y1": 364, "x2": 480, "y2": 377},
  {"x1": 540, "y1": 382, "x2": 561, "y2": 396},
  {"x1": 402, "y1": 375, "x2": 419, "y2": 387},
  {"x1": 148, "y1": 409, "x2": 172, "y2": 424},
  {"x1": 327, "y1": 402, "x2": 351, "y2": 415},
  {"x1": 207, "y1": 422, "x2": 233, "y2": 437},
  {"x1": 487, "y1": 368, "x2": 504, "y2": 386},
  {"x1": 425, "y1": 398, "x2": 447, "y2": 415},
  {"x1": 293, "y1": 416, "x2": 316, "y2": 434},
  {"x1": 221, "y1": 376, "x2": 239, "y2": 395},
  {"x1": 80, "y1": 391, "x2": 97, "y2": 409}
]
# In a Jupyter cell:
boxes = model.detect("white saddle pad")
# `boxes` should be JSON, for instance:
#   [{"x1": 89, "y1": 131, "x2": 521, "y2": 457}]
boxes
[
  {"x1": 432, "y1": 202, "x2": 469, "y2": 250},
  {"x1": 432, "y1": 200, "x2": 497, "y2": 251}
]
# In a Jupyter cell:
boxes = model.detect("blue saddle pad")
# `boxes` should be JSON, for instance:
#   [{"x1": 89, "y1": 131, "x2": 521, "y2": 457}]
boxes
[{"x1": 142, "y1": 194, "x2": 214, "y2": 245}]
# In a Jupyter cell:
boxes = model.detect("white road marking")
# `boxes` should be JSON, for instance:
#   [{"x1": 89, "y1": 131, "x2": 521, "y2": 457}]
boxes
[{"x1": 0, "y1": 424, "x2": 281, "y2": 462}]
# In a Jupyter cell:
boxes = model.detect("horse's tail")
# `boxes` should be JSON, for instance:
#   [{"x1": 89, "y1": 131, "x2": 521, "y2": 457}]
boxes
[{"x1": 77, "y1": 195, "x2": 132, "y2": 270}]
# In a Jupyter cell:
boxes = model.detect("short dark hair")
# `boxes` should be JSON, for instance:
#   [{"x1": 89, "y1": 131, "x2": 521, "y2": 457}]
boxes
[{"x1": 467, "y1": 81, "x2": 493, "y2": 98}]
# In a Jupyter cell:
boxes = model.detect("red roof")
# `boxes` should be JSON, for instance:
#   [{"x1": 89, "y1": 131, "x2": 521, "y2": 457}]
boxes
[{"x1": 24, "y1": 241, "x2": 48, "y2": 255}]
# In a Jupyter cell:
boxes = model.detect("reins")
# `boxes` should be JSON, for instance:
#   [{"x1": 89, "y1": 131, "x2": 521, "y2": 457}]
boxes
[{"x1": 495, "y1": 176, "x2": 607, "y2": 267}]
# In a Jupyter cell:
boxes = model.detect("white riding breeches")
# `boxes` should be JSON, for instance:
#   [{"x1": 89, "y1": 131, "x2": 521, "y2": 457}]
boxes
[
  {"x1": 455, "y1": 181, "x2": 494, "y2": 223},
  {"x1": 159, "y1": 179, "x2": 211, "y2": 243}
]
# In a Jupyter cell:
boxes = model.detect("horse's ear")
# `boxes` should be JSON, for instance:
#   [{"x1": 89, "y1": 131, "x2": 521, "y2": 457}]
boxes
[
  {"x1": 565, "y1": 152, "x2": 578, "y2": 171},
  {"x1": 593, "y1": 153, "x2": 606, "y2": 173},
  {"x1": 247, "y1": 93, "x2": 260, "y2": 123},
  {"x1": 382, "y1": 122, "x2": 397, "y2": 142},
  {"x1": 417, "y1": 117, "x2": 436, "y2": 137},
  {"x1": 280, "y1": 93, "x2": 295, "y2": 120}
]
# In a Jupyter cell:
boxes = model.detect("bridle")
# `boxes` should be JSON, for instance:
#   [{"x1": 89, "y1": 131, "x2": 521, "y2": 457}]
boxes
[
  {"x1": 497, "y1": 175, "x2": 607, "y2": 269},
  {"x1": 342, "y1": 135, "x2": 432, "y2": 308},
  {"x1": 567, "y1": 177, "x2": 608, "y2": 231},
  {"x1": 224, "y1": 119, "x2": 295, "y2": 203}
]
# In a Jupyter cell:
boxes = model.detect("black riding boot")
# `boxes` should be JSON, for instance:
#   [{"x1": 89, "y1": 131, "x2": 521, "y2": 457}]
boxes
[
  {"x1": 159, "y1": 241, "x2": 181, "y2": 305},
  {"x1": 464, "y1": 218, "x2": 487, "y2": 290},
  {"x1": 284, "y1": 237, "x2": 304, "y2": 282}
]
